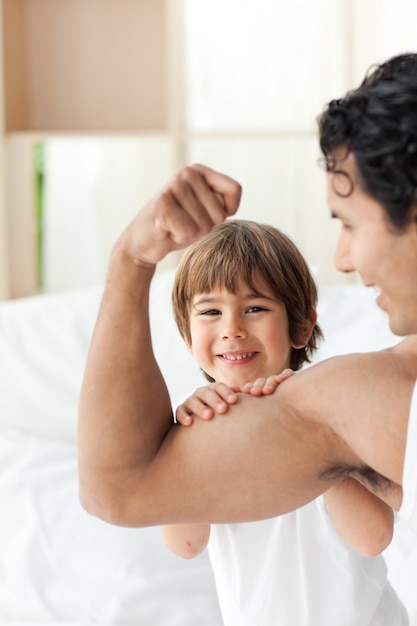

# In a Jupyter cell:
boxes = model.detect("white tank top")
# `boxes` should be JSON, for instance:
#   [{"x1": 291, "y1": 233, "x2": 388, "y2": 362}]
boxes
[
  {"x1": 400, "y1": 380, "x2": 417, "y2": 535},
  {"x1": 208, "y1": 495, "x2": 408, "y2": 626}
]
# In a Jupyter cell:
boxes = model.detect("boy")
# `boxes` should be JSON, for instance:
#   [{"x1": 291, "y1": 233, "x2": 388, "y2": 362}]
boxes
[{"x1": 161, "y1": 220, "x2": 407, "y2": 626}]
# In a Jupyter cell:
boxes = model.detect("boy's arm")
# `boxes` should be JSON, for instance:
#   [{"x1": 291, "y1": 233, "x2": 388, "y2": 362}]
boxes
[
  {"x1": 324, "y1": 480, "x2": 394, "y2": 556},
  {"x1": 161, "y1": 524, "x2": 211, "y2": 559}
]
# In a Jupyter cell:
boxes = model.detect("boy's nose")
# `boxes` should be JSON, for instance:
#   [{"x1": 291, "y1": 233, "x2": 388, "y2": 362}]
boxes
[{"x1": 221, "y1": 317, "x2": 247, "y2": 340}]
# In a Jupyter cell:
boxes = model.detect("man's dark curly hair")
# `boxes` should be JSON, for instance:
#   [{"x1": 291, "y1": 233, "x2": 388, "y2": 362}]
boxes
[{"x1": 318, "y1": 53, "x2": 417, "y2": 230}]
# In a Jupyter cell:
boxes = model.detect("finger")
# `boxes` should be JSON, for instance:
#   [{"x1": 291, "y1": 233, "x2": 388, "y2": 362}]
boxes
[
  {"x1": 181, "y1": 394, "x2": 217, "y2": 419},
  {"x1": 241, "y1": 377, "x2": 276, "y2": 397},
  {"x1": 193, "y1": 391, "x2": 228, "y2": 415},
  {"x1": 275, "y1": 368, "x2": 296, "y2": 383},
  {"x1": 188, "y1": 384, "x2": 237, "y2": 412},
  {"x1": 210, "y1": 383, "x2": 238, "y2": 405},
  {"x1": 189, "y1": 164, "x2": 242, "y2": 220},
  {"x1": 263, "y1": 375, "x2": 280, "y2": 391},
  {"x1": 155, "y1": 184, "x2": 210, "y2": 249},
  {"x1": 250, "y1": 374, "x2": 292, "y2": 396},
  {"x1": 168, "y1": 170, "x2": 217, "y2": 235},
  {"x1": 243, "y1": 377, "x2": 266, "y2": 388},
  {"x1": 128, "y1": 187, "x2": 204, "y2": 266},
  {"x1": 175, "y1": 405, "x2": 195, "y2": 426},
  {"x1": 241, "y1": 381, "x2": 264, "y2": 396},
  {"x1": 149, "y1": 165, "x2": 241, "y2": 254}
]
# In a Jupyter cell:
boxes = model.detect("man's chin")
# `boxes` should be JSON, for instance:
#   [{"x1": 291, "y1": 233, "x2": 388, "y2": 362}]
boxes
[{"x1": 387, "y1": 315, "x2": 413, "y2": 338}]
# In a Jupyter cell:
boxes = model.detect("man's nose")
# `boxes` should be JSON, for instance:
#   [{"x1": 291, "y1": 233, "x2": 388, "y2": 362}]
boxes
[{"x1": 334, "y1": 233, "x2": 355, "y2": 273}]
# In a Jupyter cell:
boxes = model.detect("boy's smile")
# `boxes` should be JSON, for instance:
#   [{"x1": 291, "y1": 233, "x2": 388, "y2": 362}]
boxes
[
  {"x1": 218, "y1": 351, "x2": 258, "y2": 363},
  {"x1": 187, "y1": 275, "x2": 297, "y2": 388}
]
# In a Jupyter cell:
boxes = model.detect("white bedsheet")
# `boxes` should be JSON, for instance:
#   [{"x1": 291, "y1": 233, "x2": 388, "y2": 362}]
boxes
[{"x1": 0, "y1": 270, "x2": 415, "y2": 625}]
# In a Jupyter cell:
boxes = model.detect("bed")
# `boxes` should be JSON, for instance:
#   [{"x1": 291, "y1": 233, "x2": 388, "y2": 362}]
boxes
[{"x1": 0, "y1": 269, "x2": 416, "y2": 625}]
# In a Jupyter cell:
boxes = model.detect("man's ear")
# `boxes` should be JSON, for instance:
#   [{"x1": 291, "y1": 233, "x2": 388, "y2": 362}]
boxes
[{"x1": 291, "y1": 308, "x2": 317, "y2": 349}]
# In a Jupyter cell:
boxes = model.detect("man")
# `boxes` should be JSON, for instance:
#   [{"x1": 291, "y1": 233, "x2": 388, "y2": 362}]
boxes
[{"x1": 78, "y1": 53, "x2": 417, "y2": 535}]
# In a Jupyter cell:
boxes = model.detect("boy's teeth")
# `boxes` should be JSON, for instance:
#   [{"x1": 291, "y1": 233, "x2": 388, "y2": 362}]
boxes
[{"x1": 222, "y1": 352, "x2": 254, "y2": 361}]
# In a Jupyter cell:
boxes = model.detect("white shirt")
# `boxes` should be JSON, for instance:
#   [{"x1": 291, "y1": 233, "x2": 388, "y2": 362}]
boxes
[
  {"x1": 400, "y1": 380, "x2": 417, "y2": 535},
  {"x1": 208, "y1": 496, "x2": 407, "y2": 626}
]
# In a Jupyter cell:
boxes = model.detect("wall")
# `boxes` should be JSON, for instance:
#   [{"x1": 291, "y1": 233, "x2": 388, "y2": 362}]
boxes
[{"x1": 1, "y1": 0, "x2": 417, "y2": 298}]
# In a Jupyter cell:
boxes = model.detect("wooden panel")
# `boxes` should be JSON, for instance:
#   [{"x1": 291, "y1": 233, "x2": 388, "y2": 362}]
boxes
[
  {"x1": 2, "y1": 0, "x2": 27, "y2": 134},
  {"x1": 5, "y1": 136, "x2": 38, "y2": 298},
  {"x1": 0, "y1": 0, "x2": 11, "y2": 298},
  {"x1": 3, "y1": 0, "x2": 167, "y2": 131}
]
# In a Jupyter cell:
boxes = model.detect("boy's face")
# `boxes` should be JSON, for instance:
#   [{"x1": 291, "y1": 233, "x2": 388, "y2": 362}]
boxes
[
  {"x1": 187, "y1": 273, "x2": 302, "y2": 388},
  {"x1": 328, "y1": 152, "x2": 417, "y2": 337}
]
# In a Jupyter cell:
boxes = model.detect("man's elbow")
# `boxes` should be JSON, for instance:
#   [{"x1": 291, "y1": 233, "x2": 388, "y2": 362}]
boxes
[{"x1": 78, "y1": 481, "x2": 149, "y2": 528}]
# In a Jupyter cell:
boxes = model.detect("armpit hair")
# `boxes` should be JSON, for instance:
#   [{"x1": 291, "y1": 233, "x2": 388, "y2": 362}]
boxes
[{"x1": 320, "y1": 463, "x2": 395, "y2": 495}]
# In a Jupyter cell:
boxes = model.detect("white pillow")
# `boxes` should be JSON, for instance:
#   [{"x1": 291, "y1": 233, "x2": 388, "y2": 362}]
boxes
[
  {"x1": 0, "y1": 270, "x2": 204, "y2": 443},
  {"x1": 0, "y1": 287, "x2": 101, "y2": 442},
  {"x1": 314, "y1": 283, "x2": 397, "y2": 362},
  {"x1": 0, "y1": 430, "x2": 222, "y2": 625}
]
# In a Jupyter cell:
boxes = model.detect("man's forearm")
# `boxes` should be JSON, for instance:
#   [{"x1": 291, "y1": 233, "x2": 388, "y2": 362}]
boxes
[
  {"x1": 78, "y1": 164, "x2": 243, "y2": 525},
  {"x1": 78, "y1": 241, "x2": 174, "y2": 522}
]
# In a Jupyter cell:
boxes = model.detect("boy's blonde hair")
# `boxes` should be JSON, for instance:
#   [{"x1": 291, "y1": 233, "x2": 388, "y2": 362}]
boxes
[{"x1": 172, "y1": 220, "x2": 323, "y2": 376}]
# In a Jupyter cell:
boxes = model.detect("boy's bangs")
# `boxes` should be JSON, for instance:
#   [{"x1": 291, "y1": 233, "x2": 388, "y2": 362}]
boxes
[{"x1": 188, "y1": 247, "x2": 258, "y2": 297}]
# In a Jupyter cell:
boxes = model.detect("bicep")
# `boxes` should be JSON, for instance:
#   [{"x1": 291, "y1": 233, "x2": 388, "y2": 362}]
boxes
[
  {"x1": 94, "y1": 347, "x2": 416, "y2": 527},
  {"x1": 281, "y1": 349, "x2": 417, "y2": 485},
  {"x1": 124, "y1": 393, "x2": 344, "y2": 525}
]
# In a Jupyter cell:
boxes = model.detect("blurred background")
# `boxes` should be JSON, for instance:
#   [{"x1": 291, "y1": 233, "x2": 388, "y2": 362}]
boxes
[{"x1": 0, "y1": 0, "x2": 416, "y2": 299}]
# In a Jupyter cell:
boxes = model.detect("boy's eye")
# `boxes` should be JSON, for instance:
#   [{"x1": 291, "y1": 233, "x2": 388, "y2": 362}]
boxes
[
  {"x1": 201, "y1": 309, "x2": 221, "y2": 316},
  {"x1": 247, "y1": 306, "x2": 267, "y2": 313}
]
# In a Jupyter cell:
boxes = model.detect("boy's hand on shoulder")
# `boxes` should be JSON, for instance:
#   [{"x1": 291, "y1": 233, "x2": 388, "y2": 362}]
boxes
[
  {"x1": 241, "y1": 369, "x2": 295, "y2": 396},
  {"x1": 175, "y1": 382, "x2": 239, "y2": 425},
  {"x1": 175, "y1": 370, "x2": 296, "y2": 426}
]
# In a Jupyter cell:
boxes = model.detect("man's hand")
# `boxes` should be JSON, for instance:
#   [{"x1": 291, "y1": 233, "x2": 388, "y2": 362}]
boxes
[{"x1": 120, "y1": 164, "x2": 242, "y2": 268}]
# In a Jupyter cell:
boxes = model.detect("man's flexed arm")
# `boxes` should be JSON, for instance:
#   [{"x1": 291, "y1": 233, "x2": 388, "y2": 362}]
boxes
[
  {"x1": 77, "y1": 165, "x2": 242, "y2": 521},
  {"x1": 78, "y1": 162, "x2": 417, "y2": 530}
]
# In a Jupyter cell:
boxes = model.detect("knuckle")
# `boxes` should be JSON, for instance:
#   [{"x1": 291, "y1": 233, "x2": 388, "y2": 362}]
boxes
[
  {"x1": 156, "y1": 189, "x2": 177, "y2": 217},
  {"x1": 175, "y1": 165, "x2": 198, "y2": 185},
  {"x1": 168, "y1": 177, "x2": 186, "y2": 198}
]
